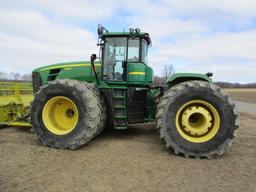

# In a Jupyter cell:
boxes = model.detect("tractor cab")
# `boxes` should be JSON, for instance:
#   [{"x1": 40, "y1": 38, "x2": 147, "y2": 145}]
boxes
[{"x1": 97, "y1": 25, "x2": 153, "y2": 85}]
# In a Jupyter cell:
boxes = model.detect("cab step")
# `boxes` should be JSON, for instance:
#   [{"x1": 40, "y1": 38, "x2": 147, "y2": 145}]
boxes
[
  {"x1": 114, "y1": 105, "x2": 126, "y2": 109},
  {"x1": 114, "y1": 115, "x2": 127, "y2": 119},
  {"x1": 113, "y1": 96, "x2": 126, "y2": 99},
  {"x1": 114, "y1": 126, "x2": 128, "y2": 130},
  {"x1": 112, "y1": 88, "x2": 128, "y2": 129}
]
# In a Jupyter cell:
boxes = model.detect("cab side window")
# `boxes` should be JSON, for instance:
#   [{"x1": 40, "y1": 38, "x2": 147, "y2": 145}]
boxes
[{"x1": 128, "y1": 39, "x2": 140, "y2": 62}]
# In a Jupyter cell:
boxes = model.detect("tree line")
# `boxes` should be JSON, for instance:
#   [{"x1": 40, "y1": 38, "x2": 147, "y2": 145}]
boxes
[
  {"x1": 215, "y1": 82, "x2": 256, "y2": 88},
  {"x1": 0, "y1": 71, "x2": 32, "y2": 82}
]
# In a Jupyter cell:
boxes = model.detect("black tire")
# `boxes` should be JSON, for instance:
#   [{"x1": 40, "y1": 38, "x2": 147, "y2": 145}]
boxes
[
  {"x1": 156, "y1": 80, "x2": 239, "y2": 158},
  {"x1": 31, "y1": 79, "x2": 102, "y2": 149},
  {"x1": 85, "y1": 82, "x2": 107, "y2": 135}
]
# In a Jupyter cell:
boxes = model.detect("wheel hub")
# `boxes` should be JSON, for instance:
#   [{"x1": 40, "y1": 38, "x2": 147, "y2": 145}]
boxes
[
  {"x1": 181, "y1": 106, "x2": 212, "y2": 136},
  {"x1": 176, "y1": 100, "x2": 220, "y2": 143},
  {"x1": 65, "y1": 108, "x2": 75, "y2": 118},
  {"x1": 42, "y1": 96, "x2": 78, "y2": 135}
]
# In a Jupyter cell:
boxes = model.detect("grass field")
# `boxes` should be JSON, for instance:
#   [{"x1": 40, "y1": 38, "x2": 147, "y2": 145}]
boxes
[{"x1": 225, "y1": 88, "x2": 256, "y2": 104}]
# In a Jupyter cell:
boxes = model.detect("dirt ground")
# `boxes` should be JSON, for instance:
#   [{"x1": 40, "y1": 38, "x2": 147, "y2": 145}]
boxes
[
  {"x1": 1, "y1": 89, "x2": 256, "y2": 192},
  {"x1": 0, "y1": 111, "x2": 255, "y2": 192}
]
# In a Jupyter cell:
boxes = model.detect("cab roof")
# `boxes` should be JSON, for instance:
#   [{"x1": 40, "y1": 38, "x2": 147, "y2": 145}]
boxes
[{"x1": 102, "y1": 32, "x2": 152, "y2": 45}]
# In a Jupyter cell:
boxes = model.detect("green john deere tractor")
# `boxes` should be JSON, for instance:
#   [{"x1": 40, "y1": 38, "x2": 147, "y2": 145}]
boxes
[{"x1": 30, "y1": 25, "x2": 239, "y2": 158}]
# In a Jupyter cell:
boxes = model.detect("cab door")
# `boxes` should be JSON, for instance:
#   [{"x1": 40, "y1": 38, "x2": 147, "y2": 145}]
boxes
[{"x1": 103, "y1": 37, "x2": 127, "y2": 81}]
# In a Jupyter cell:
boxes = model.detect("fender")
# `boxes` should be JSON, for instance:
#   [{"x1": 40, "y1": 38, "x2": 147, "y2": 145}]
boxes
[{"x1": 166, "y1": 73, "x2": 212, "y2": 87}]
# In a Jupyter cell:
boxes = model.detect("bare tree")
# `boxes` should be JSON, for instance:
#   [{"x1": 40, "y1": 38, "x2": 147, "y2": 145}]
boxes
[
  {"x1": 153, "y1": 75, "x2": 164, "y2": 86},
  {"x1": 10, "y1": 72, "x2": 21, "y2": 80},
  {"x1": 152, "y1": 64, "x2": 175, "y2": 86},
  {"x1": 0, "y1": 71, "x2": 8, "y2": 80},
  {"x1": 162, "y1": 64, "x2": 174, "y2": 82}
]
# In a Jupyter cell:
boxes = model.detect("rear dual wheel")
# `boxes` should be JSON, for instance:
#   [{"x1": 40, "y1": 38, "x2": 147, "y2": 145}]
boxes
[
  {"x1": 176, "y1": 100, "x2": 220, "y2": 143},
  {"x1": 156, "y1": 81, "x2": 239, "y2": 158},
  {"x1": 42, "y1": 96, "x2": 78, "y2": 135},
  {"x1": 31, "y1": 79, "x2": 106, "y2": 149}
]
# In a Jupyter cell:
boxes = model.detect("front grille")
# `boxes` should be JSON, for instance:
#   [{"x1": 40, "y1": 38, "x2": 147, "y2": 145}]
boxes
[
  {"x1": 47, "y1": 68, "x2": 61, "y2": 81},
  {"x1": 32, "y1": 72, "x2": 42, "y2": 93}
]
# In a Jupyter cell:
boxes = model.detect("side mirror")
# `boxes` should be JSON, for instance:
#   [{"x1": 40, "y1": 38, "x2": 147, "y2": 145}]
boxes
[
  {"x1": 97, "y1": 25, "x2": 104, "y2": 36},
  {"x1": 90, "y1": 54, "x2": 97, "y2": 64},
  {"x1": 206, "y1": 72, "x2": 213, "y2": 77}
]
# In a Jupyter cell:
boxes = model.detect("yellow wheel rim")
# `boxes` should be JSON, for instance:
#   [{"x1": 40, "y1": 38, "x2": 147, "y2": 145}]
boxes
[
  {"x1": 175, "y1": 100, "x2": 220, "y2": 143},
  {"x1": 42, "y1": 96, "x2": 78, "y2": 135}
]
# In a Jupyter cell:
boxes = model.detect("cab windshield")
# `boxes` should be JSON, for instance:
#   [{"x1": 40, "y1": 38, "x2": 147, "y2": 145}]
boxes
[{"x1": 103, "y1": 37, "x2": 148, "y2": 80}]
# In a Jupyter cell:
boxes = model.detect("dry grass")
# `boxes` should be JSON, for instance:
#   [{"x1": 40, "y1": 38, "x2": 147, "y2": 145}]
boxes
[{"x1": 225, "y1": 88, "x2": 256, "y2": 104}]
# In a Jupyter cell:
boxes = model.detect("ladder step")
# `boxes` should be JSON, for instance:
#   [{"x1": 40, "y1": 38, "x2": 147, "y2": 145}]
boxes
[
  {"x1": 114, "y1": 105, "x2": 126, "y2": 109},
  {"x1": 113, "y1": 88, "x2": 127, "y2": 129},
  {"x1": 114, "y1": 115, "x2": 127, "y2": 119},
  {"x1": 114, "y1": 126, "x2": 128, "y2": 130},
  {"x1": 113, "y1": 87, "x2": 127, "y2": 89},
  {"x1": 113, "y1": 96, "x2": 126, "y2": 99}
]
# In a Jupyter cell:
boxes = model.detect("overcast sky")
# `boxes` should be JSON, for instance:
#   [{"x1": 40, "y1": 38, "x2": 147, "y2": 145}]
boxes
[{"x1": 0, "y1": 0, "x2": 256, "y2": 83}]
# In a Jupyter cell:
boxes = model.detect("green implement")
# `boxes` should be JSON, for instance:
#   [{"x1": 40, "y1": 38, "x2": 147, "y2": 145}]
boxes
[{"x1": 0, "y1": 81, "x2": 33, "y2": 127}]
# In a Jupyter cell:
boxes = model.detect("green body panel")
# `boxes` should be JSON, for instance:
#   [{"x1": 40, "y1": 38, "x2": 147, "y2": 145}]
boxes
[
  {"x1": 145, "y1": 66, "x2": 153, "y2": 83},
  {"x1": 166, "y1": 73, "x2": 212, "y2": 87},
  {"x1": 33, "y1": 61, "x2": 153, "y2": 88},
  {"x1": 33, "y1": 61, "x2": 102, "y2": 85},
  {"x1": 127, "y1": 63, "x2": 153, "y2": 83}
]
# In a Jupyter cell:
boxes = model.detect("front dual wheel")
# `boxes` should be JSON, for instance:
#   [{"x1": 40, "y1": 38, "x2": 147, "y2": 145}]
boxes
[
  {"x1": 156, "y1": 81, "x2": 239, "y2": 158},
  {"x1": 31, "y1": 79, "x2": 106, "y2": 149}
]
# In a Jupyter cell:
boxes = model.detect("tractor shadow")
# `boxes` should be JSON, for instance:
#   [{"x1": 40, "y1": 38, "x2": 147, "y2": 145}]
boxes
[
  {"x1": 0, "y1": 125, "x2": 32, "y2": 134},
  {"x1": 86, "y1": 123, "x2": 171, "y2": 154},
  {"x1": 98, "y1": 123, "x2": 157, "y2": 140}
]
